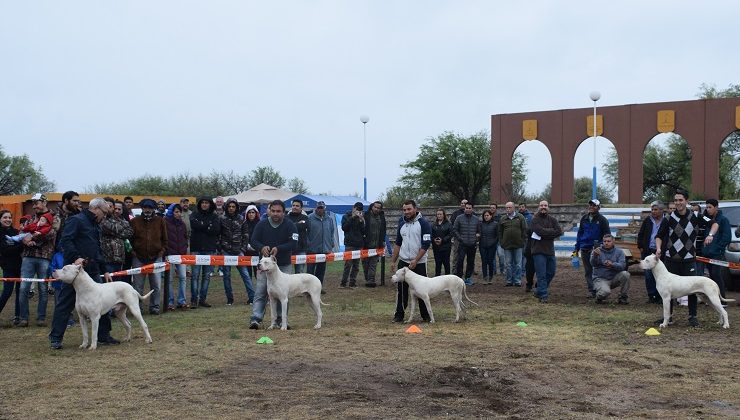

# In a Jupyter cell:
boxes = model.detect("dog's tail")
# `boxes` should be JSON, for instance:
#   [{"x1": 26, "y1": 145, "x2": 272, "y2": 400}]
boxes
[
  {"x1": 319, "y1": 299, "x2": 330, "y2": 306},
  {"x1": 139, "y1": 290, "x2": 154, "y2": 300},
  {"x1": 720, "y1": 296, "x2": 736, "y2": 303},
  {"x1": 462, "y1": 284, "x2": 478, "y2": 306}
]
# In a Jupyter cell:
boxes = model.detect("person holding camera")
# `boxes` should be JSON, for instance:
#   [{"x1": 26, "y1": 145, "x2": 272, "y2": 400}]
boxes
[{"x1": 340, "y1": 202, "x2": 366, "y2": 288}]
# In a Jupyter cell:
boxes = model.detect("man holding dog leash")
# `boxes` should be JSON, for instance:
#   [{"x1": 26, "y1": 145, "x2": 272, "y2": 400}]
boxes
[
  {"x1": 49, "y1": 198, "x2": 118, "y2": 350},
  {"x1": 654, "y1": 190, "x2": 700, "y2": 327}
]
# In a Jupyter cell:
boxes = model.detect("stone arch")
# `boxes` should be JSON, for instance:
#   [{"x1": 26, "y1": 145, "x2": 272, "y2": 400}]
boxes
[
  {"x1": 642, "y1": 132, "x2": 692, "y2": 202},
  {"x1": 719, "y1": 129, "x2": 740, "y2": 199},
  {"x1": 514, "y1": 139, "x2": 552, "y2": 198},
  {"x1": 573, "y1": 135, "x2": 618, "y2": 202},
  {"x1": 491, "y1": 98, "x2": 740, "y2": 204}
]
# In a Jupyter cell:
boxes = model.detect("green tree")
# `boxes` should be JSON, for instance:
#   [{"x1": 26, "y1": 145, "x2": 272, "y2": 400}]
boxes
[
  {"x1": 537, "y1": 177, "x2": 612, "y2": 204},
  {"x1": 0, "y1": 146, "x2": 56, "y2": 195},
  {"x1": 247, "y1": 166, "x2": 285, "y2": 189},
  {"x1": 399, "y1": 131, "x2": 491, "y2": 205},
  {"x1": 287, "y1": 177, "x2": 309, "y2": 194},
  {"x1": 698, "y1": 83, "x2": 740, "y2": 199}
]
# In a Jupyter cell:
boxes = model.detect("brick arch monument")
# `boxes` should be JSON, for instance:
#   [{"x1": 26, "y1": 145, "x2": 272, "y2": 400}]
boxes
[{"x1": 491, "y1": 97, "x2": 740, "y2": 204}]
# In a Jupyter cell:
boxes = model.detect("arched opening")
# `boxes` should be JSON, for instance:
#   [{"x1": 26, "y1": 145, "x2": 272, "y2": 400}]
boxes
[
  {"x1": 642, "y1": 133, "x2": 692, "y2": 203},
  {"x1": 573, "y1": 135, "x2": 616, "y2": 204},
  {"x1": 719, "y1": 130, "x2": 740, "y2": 199},
  {"x1": 512, "y1": 140, "x2": 552, "y2": 202}
]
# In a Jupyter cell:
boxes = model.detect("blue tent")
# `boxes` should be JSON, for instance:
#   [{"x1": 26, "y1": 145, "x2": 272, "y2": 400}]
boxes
[{"x1": 285, "y1": 194, "x2": 373, "y2": 214}]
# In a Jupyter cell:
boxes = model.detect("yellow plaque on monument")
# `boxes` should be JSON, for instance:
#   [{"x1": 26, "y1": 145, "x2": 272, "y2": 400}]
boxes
[
  {"x1": 657, "y1": 110, "x2": 675, "y2": 133},
  {"x1": 735, "y1": 106, "x2": 740, "y2": 130},
  {"x1": 523, "y1": 119, "x2": 537, "y2": 140},
  {"x1": 586, "y1": 115, "x2": 603, "y2": 137}
]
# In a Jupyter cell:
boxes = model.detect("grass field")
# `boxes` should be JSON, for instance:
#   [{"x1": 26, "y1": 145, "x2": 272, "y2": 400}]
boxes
[{"x1": 0, "y1": 259, "x2": 738, "y2": 418}]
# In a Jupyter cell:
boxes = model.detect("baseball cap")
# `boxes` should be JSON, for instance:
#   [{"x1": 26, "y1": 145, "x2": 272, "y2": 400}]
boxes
[
  {"x1": 30, "y1": 193, "x2": 47, "y2": 202},
  {"x1": 589, "y1": 199, "x2": 601, "y2": 207},
  {"x1": 316, "y1": 201, "x2": 326, "y2": 208},
  {"x1": 140, "y1": 198, "x2": 157, "y2": 209}
]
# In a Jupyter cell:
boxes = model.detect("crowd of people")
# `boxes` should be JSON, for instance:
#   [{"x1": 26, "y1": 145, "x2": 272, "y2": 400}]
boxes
[{"x1": 0, "y1": 189, "x2": 737, "y2": 348}]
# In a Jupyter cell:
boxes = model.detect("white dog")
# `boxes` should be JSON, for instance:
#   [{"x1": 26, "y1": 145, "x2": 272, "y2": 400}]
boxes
[
  {"x1": 639, "y1": 254, "x2": 735, "y2": 328},
  {"x1": 391, "y1": 267, "x2": 477, "y2": 323},
  {"x1": 52, "y1": 264, "x2": 153, "y2": 350},
  {"x1": 258, "y1": 256, "x2": 327, "y2": 330}
]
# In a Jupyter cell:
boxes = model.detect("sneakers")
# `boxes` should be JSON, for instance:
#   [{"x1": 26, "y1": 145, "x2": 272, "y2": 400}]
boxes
[
  {"x1": 97, "y1": 336, "x2": 121, "y2": 346},
  {"x1": 199, "y1": 301, "x2": 211, "y2": 308},
  {"x1": 166, "y1": 305, "x2": 176, "y2": 311},
  {"x1": 392, "y1": 317, "x2": 403, "y2": 323},
  {"x1": 50, "y1": 341, "x2": 63, "y2": 350},
  {"x1": 595, "y1": 297, "x2": 606, "y2": 304},
  {"x1": 617, "y1": 297, "x2": 629, "y2": 305},
  {"x1": 226, "y1": 300, "x2": 233, "y2": 306},
  {"x1": 365, "y1": 283, "x2": 376, "y2": 288},
  {"x1": 249, "y1": 321, "x2": 260, "y2": 330},
  {"x1": 339, "y1": 284, "x2": 347, "y2": 289},
  {"x1": 17, "y1": 320, "x2": 28, "y2": 327},
  {"x1": 464, "y1": 278, "x2": 474, "y2": 286},
  {"x1": 176, "y1": 303, "x2": 190, "y2": 310},
  {"x1": 539, "y1": 298, "x2": 548, "y2": 304},
  {"x1": 688, "y1": 316, "x2": 700, "y2": 327},
  {"x1": 36, "y1": 319, "x2": 47, "y2": 327},
  {"x1": 149, "y1": 309, "x2": 160, "y2": 315}
]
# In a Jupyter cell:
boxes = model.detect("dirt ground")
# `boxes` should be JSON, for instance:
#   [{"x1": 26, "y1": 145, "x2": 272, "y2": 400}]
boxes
[{"x1": 0, "y1": 260, "x2": 738, "y2": 419}]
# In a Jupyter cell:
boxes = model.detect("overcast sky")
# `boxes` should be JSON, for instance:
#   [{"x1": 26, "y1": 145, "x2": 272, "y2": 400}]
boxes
[{"x1": 1, "y1": 1, "x2": 738, "y2": 201}]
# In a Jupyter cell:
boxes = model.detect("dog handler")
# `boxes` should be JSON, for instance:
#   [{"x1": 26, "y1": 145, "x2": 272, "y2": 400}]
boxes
[
  {"x1": 390, "y1": 199, "x2": 432, "y2": 323},
  {"x1": 49, "y1": 198, "x2": 119, "y2": 350},
  {"x1": 654, "y1": 190, "x2": 701, "y2": 327}
]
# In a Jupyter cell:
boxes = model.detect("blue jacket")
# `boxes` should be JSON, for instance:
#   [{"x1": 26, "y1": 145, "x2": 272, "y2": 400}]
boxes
[
  {"x1": 307, "y1": 211, "x2": 336, "y2": 254},
  {"x1": 575, "y1": 212, "x2": 610, "y2": 252},
  {"x1": 250, "y1": 218, "x2": 298, "y2": 267},
  {"x1": 60, "y1": 209, "x2": 105, "y2": 271},
  {"x1": 702, "y1": 210, "x2": 731, "y2": 258}
]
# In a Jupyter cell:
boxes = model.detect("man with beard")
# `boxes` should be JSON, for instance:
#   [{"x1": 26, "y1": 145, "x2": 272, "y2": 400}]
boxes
[
  {"x1": 130, "y1": 199, "x2": 167, "y2": 315},
  {"x1": 190, "y1": 197, "x2": 221, "y2": 308},
  {"x1": 220, "y1": 198, "x2": 254, "y2": 305},
  {"x1": 529, "y1": 201, "x2": 562, "y2": 303},
  {"x1": 362, "y1": 201, "x2": 386, "y2": 288},
  {"x1": 286, "y1": 199, "x2": 310, "y2": 274}
]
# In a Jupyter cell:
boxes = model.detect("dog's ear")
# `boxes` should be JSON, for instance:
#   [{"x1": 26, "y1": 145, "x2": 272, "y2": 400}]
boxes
[{"x1": 271, "y1": 256, "x2": 277, "y2": 263}]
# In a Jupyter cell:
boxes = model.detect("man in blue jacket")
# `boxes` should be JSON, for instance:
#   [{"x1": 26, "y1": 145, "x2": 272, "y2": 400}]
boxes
[
  {"x1": 49, "y1": 198, "x2": 118, "y2": 350},
  {"x1": 701, "y1": 199, "x2": 732, "y2": 298},
  {"x1": 306, "y1": 201, "x2": 336, "y2": 292},
  {"x1": 248, "y1": 200, "x2": 298, "y2": 329},
  {"x1": 574, "y1": 199, "x2": 610, "y2": 298}
]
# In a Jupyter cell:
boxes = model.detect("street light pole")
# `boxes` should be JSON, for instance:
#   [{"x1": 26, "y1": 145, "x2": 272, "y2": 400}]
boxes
[
  {"x1": 360, "y1": 115, "x2": 369, "y2": 201},
  {"x1": 589, "y1": 91, "x2": 601, "y2": 201}
]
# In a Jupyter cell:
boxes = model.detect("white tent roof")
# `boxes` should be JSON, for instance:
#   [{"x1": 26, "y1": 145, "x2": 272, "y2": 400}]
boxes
[{"x1": 226, "y1": 183, "x2": 296, "y2": 204}]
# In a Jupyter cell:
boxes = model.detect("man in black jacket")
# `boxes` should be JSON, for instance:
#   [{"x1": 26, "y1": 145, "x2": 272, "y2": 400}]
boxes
[
  {"x1": 362, "y1": 201, "x2": 386, "y2": 287},
  {"x1": 190, "y1": 197, "x2": 220, "y2": 308},
  {"x1": 49, "y1": 198, "x2": 118, "y2": 350},
  {"x1": 637, "y1": 201, "x2": 665, "y2": 303},
  {"x1": 340, "y1": 202, "x2": 366, "y2": 288},
  {"x1": 220, "y1": 198, "x2": 254, "y2": 305},
  {"x1": 286, "y1": 199, "x2": 310, "y2": 274}
]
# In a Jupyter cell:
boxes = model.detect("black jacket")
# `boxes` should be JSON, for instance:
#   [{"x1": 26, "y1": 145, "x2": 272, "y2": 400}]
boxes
[
  {"x1": 341, "y1": 210, "x2": 366, "y2": 248},
  {"x1": 363, "y1": 210, "x2": 386, "y2": 249},
  {"x1": 637, "y1": 215, "x2": 666, "y2": 254},
  {"x1": 432, "y1": 220, "x2": 452, "y2": 252},
  {"x1": 60, "y1": 209, "x2": 105, "y2": 271},
  {"x1": 190, "y1": 197, "x2": 220, "y2": 252},
  {"x1": 0, "y1": 225, "x2": 23, "y2": 273},
  {"x1": 220, "y1": 203, "x2": 250, "y2": 255},
  {"x1": 286, "y1": 211, "x2": 310, "y2": 253}
]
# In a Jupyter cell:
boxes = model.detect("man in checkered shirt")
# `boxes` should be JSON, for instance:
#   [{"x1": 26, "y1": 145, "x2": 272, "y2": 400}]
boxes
[{"x1": 654, "y1": 190, "x2": 700, "y2": 327}]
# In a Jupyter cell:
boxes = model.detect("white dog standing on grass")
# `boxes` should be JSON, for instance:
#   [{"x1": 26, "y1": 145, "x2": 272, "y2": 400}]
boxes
[
  {"x1": 639, "y1": 254, "x2": 734, "y2": 328},
  {"x1": 52, "y1": 264, "x2": 153, "y2": 350},
  {"x1": 391, "y1": 267, "x2": 477, "y2": 323},
  {"x1": 258, "y1": 256, "x2": 327, "y2": 330}
]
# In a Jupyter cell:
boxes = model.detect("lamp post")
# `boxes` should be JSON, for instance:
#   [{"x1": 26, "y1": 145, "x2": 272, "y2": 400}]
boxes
[
  {"x1": 589, "y1": 91, "x2": 601, "y2": 200},
  {"x1": 360, "y1": 115, "x2": 370, "y2": 201}
]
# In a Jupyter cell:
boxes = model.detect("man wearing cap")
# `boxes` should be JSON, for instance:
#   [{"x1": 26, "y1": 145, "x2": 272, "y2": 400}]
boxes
[
  {"x1": 340, "y1": 202, "x2": 366, "y2": 288},
  {"x1": 574, "y1": 199, "x2": 611, "y2": 298},
  {"x1": 179, "y1": 198, "x2": 192, "y2": 242},
  {"x1": 17, "y1": 193, "x2": 59, "y2": 327},
  {"x1": 156, "y1": 200, "x2": 167, "y2": 218},
  {"x1": 130, "y1": 198, "x2": 168, "y2": 314},
  {"x1": 307, "y1": 201, "x2": 335, "y2": 292}
]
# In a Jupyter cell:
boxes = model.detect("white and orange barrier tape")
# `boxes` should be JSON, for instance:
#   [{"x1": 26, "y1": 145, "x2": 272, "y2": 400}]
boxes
[
  {"x1": 2, "y1": 248, "x2": 389, "y2": 282},
  {"x1": 696, "y1": 256, "x2": 740, "y2": 270}
]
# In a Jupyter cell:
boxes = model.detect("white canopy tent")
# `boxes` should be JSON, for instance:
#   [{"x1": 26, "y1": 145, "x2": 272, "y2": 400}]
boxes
[{"x1": 225, "y1": 183, "x2": 296, "y2": 204}]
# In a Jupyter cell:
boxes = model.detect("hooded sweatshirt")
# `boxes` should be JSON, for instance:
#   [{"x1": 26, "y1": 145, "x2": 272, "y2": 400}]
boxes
[
  {"x1": 190, "y1": 196, "x2": 220, "y2": 252},
  {"x1": 220, "y1": 198, "x2": 249, "y2": 255},
  {"x1": 590, "y1": 244, "x2": 626, "y2": 281},
  {"x1": 165, "y1": 204, "x2": 188, "y2": 256}
]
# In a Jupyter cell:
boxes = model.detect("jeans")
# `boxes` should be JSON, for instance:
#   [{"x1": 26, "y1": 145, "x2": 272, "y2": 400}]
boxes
[
  {"x1": 168, "y1": 263, "x2": 187, "y2": 306},
  {"x1": 503, "y1": 248, "x2": 523, "y2": 285},
  {"x1": 250, "y1": 264, "x2": 293, "y2": 325},
  {"x1": 223, "y1": 257, "x2": 255, "y2": 304},
  {"x1": 19, "y1": 257, "x2": 49, "y2": 321},
  {"x1": 191, "y1": 250, "x2": 215, "y2": 304},
  {"x1": 363, "y1": 255, "x2": 380, "y2": 285},
  {"x1": 0, "y1": 267, "x2": 21, "y2": 319},
  {"x1": 307, "y1": 262, "x2": 327, "y2": 284},
  {"x1": 455, "y1": 243, "x2": 477, "y2": 279},
  {"x1": 479, "y1": 246, "x2": 496, "y2": 279},
  {"x1": 580, "y1": 249, "x2": 595, "y2": 296},
  {"x1": 394, "y1": 260, "x2": 430, "y2": 321},
  {"x1": 707, "y1": 262, "x2": 727, "y2": 299},
  {"x1": 132, "y1": 256, "x2": 162, "y2": 312},
  {"x1": 433, "y1": 248, "x2": 451, "y2": 276},
  {"x1": 294, "y1": 252, "x2": 306, "y2": 274},
  {"x1": 341, "y1": 246, "x2": 360, "y2": 286},
  {"x1": 533, "y1": 254, "x2": 556, "y2": 300},
  {"x1": 496, "y1": 245, "x2": 505, "y2": 274},
  {"x1": 641, "y1": 250, "x2": 658, "y2": 298},
  {"x1": 49, "y1": 263, "x2": 111, "y2": 344}
]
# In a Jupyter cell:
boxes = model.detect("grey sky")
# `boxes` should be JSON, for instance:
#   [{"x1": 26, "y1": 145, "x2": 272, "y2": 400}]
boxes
[{"x1": 1, "y1": 1, "x2": 737, "y2": 201}]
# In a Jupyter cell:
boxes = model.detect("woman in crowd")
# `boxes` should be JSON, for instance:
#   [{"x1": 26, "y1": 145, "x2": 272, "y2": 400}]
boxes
[
  {"x1": 479, "y1": 210, "x2": 499, "y2": 285},
  {"x1": 165, "y1": 204, "x2": 189, "y2": 310},
  {"x1": 431, "y1": 208, "x2": 452, "y2": 276},
  {"x1": 0, "y1": 210, "x2": 23, "y2": 326},
  {"x1": 243, "y1": 204, "x2": 261, "y2": 278}
]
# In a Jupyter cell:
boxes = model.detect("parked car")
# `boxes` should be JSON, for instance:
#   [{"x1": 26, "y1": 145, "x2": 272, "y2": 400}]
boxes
[{"x1": 720, "y1": 202, "x2": 740, "y2": 290}]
